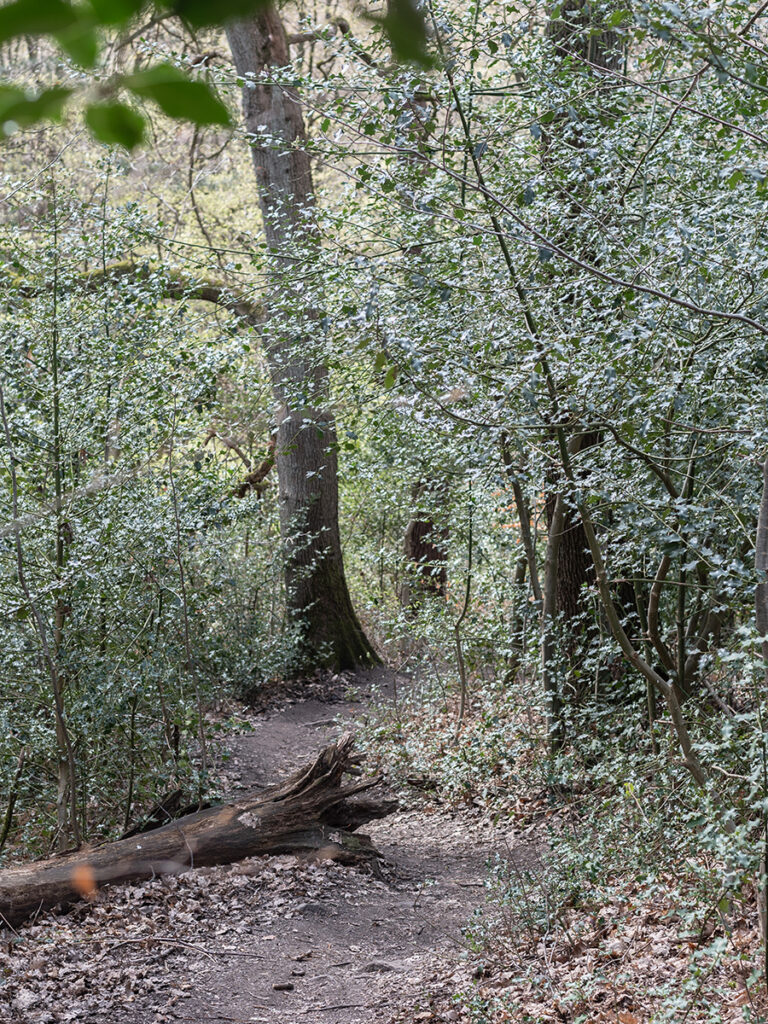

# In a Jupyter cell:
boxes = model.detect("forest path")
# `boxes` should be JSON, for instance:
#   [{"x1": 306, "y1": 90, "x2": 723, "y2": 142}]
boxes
[
  {"x1": 1, "y1": 669, "x2": 511, "y2": 1024},
  {"x1": 168, "y1": 668, "x2": 501, "y2": 1024}
]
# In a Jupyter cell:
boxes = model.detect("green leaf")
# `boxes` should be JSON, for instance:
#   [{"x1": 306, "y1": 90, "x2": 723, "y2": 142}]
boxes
[
  {"x1": 380, "y1": 0, "x2": 431, "y2": 66},
  {"x1": 86, "y1": 0, "x2": 147, "y2": 25},
  {"x1": 86, "y1": 101, "x2": 145, "y2": 149},
  {"x1": 606, "y1": 8, "x2": 631, "y2": 27},
  {"x1": 55, "y1": 20, "x2": 99, "y2": 66},
  {"x1": 0, "y1": 86, "x2": 72, "y2": 132},
  {"x1": 0, "y1": 0, "x2": 76, "y2": 44},
  {"x1": 384, "y1": 365, "x2": 398, "y2": 388},
  {"x1": 125, "y1": 63, "x2": 231, "y2": 125},
  {"x1": 374, "y1": 351, "x2": 387, "y2": 371},
  {"x1": 165, "y1": 0, "x2": 268, "y2": 26}
]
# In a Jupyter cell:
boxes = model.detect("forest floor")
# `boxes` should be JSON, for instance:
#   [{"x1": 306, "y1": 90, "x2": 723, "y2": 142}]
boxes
[
  {"x1": 3, "y1": 670, "x2": 766, "y2": 1024},
  {"x1": 0, "y1": 668, "x2": 517, "y2": 1024}
]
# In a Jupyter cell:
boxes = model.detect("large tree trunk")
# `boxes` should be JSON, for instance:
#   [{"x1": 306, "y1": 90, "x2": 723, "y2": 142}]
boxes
[
  {"x1": 0, "y1": 736, "x2": 390, "y2": 927},
  {"x1": 225, "y1": 10, "x2": 378, "y2": 672},
  {"x1": 550, "y1": 431, "x2": 602, "y2": 622},
  {"x1": 543, "y1": 431, "x2": 599, "y2": 719}
]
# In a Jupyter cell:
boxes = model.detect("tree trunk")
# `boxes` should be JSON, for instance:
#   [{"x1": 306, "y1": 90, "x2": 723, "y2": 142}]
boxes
[
  {"x1": 401, "y1": 479, "x2": 448, "y2": 607},
  {"x1": 553, "y1": 494, "x2": 593, "y2": 624},
  {"x1": 540, "y1": 0, "x2": 621, "y2": 697},
  {"x1": 225, "y1": 9, "x2": 378, "y2": 672},
  {"x1": 546, "y1": 0, "x2": 621, "y2": 69},
  {"x1": 543, "y1": 0, "x2": 620, "y2": 631},
  {"x1": 543, "y1": 431, "x2": 599, "y2": 709},
  {"x1": 0, "y1": 735, "x2": 390, "y2": 927}
]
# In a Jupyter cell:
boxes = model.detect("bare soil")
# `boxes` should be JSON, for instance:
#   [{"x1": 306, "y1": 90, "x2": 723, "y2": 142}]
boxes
[{"x1": 0, "y1": 669, "x2": 512, "y2": 1024}]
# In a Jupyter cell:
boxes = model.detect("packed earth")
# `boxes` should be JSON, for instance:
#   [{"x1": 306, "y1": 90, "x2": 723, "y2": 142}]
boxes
[
  {"x1": 1, "y1": 671, "x2": 765, "y2": 1023},
  {"x1": 1, "y1": 671, "x2": 506, "y2": 1024}
]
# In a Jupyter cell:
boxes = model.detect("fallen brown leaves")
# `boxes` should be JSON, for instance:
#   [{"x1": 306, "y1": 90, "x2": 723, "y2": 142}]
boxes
[
  {"x1": 0, "y1": 852, "x2": 363, "y2": 1023},
  {"x1": 388, "y1": 866, "x2": 768, "y2": 1024}
]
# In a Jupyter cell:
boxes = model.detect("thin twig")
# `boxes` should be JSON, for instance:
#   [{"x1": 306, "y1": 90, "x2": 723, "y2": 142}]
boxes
[{"x1": 97, "y1": 936, "x2": 265, "y2": 962}]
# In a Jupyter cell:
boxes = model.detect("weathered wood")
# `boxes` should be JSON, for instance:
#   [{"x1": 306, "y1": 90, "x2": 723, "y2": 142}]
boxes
[{"x1": 0, "y1": 735, "x2": 386, "y2": 927}]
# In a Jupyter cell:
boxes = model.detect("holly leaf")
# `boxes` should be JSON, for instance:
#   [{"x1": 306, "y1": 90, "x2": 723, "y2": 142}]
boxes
[
  {"x1": 86, "y1": 101, "x2": 146, "y2": 149},
  {"x1": 125, "y1": 63, "x2": 230, "y2": 125},
  {"x1": 0, "y1": 86, "x2": 72, "y2": 133},
  {"x1": 86, "y1": 0, "x2": 147, "y2": 25},
  {"x1": 55, "y1": 20, "x2": 99, "y2": 66},
  {"x1": 0, "y1": 0, "x2": 76, "y2": 44}
]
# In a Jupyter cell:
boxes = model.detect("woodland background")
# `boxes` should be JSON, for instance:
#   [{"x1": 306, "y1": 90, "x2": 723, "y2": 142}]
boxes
[{"x1": 2, "y1": 0, "x2": 768, "y2": 1019}]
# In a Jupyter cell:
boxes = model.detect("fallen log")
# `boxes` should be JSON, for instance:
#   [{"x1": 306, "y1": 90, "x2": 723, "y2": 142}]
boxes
[
  {"x1": 0, "y1": 734, "x2": 389, "y2": 927},
  {"x1": 120, "y1": 788, "x2": 211, "y2": 838}
]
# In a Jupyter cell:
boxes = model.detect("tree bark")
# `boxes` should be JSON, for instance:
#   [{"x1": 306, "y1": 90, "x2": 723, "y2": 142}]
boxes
[
  {"x1": 542, "y1": 430, "x2": 600, "y2": 716},
  {"x1": 0, "y1": 735, "x2": 390, "y2": 927},
  {"x1": 401, "y1": 479, "x2": 448, "y2": 607},
  {"x1": 550, "y1": 490, "x2": 593, "y2": 623},
  {"x1": 540, "y1": 0, "x2": 621, "y2": 692},
  {"x1": 547, "y1": 1, "x2": 621, "y2": 69},
  {"x1": 225, "y1": 9, "x2": 378, "y2": 672}
]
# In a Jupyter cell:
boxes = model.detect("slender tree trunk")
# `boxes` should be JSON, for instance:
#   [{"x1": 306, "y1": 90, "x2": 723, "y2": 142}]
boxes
[
  {"x1": 556, "y1": 442, "x2": 708, "y2": 787},
  {"x1": 226, "y1": 10, "x2": 378, "y2": 673},
  {"x1": 540, "y1": 3, "x2": 621, "y2": 695},
  {"x1": 756, "y1": 456, "x2": 768, "y2": 682},
  {"x1": 756, "y1": 457, "x2": 768, "y2": 984},
  {"x1": 542, "y1": 491, "x2": 566, "y2": 748}
]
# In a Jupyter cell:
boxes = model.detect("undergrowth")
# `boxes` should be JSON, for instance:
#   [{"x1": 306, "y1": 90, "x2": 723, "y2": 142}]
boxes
[{"x1": 360, "y1": 624, "x2": 768, "y2": 1023}]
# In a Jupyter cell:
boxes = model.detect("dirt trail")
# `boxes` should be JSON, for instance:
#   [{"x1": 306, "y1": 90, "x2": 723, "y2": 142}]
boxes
[{"x1": 1, "y1": 669, "x2": 507, "y2": 1024}]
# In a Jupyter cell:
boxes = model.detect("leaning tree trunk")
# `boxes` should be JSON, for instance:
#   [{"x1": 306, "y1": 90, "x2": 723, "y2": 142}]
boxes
[
  {"x1": 0, "y1": 735, "x2": 390, "y2": 927},
  {"x1": 225, "y1": 9, "x2": 378, "y2": 672}
]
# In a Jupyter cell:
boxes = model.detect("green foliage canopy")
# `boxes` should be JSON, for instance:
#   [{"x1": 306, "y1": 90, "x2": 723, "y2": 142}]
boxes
[{"x1": 0, "y1": 0, "x2": 429, "y2": 148}]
